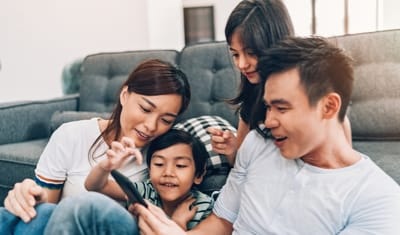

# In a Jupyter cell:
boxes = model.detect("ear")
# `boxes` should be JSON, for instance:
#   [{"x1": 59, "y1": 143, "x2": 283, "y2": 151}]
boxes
[
  {"x1": 120, "y1": 86, "x2": 129, "y2": 106},
  {"x1": 193, "y1": 167, "x2": 206, "y2": 185},
  {"x1": 321, "y1": 92, "x2": 341, "y2": 120}
]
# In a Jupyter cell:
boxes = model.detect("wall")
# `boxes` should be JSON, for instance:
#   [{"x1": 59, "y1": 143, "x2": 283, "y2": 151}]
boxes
[{"x1": 0, "y1": 0, "x2": 169, "y2": 102}]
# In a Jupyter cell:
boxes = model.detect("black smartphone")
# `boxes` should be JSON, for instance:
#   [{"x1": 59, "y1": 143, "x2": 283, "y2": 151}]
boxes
[{"x1": 110, "y1": 170, "x2": 148, "y2": 207}]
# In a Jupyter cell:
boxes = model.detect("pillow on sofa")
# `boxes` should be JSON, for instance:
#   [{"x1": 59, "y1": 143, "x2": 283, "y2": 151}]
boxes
[
  {"x1": 50, "y1": 111, "x2": 111, "y2": 133},
  {"x1": 173, "y1": 115, "x2": 237, "y2": 174},
  {"x1": 173, "y1": 115, "x2": 237, "y2": 195}
]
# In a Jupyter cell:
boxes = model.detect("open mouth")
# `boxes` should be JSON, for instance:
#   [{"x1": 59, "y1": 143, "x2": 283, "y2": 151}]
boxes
[
  {"x1": 136, "y1": 129, "x2": 151, "y2": 140},
  {"x1": 160, "y1": 182, "x2": 178, "y2": 188}
]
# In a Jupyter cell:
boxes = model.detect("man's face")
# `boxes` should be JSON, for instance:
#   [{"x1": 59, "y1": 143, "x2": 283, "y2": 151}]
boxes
[{"x1": 263, "y1": 68, "x2": 325, "y2": 160}]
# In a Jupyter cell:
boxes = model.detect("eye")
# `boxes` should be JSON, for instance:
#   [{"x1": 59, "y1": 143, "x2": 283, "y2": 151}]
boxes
[
  {"x1": 277, "y1": 106, "x2": 288, "y2": 113},
  {"x1": 161, "y1": 118, "x2": 174, "y2": 125},
  {"x1": 176, "y1": 164, "x2": 188, "y2": 168},
  {"x1": 152, "y1": 162, "x2": 163, "y2": 167},
  {"x1": 140, "y1": 105, "x2": 151, "y2": 113}
]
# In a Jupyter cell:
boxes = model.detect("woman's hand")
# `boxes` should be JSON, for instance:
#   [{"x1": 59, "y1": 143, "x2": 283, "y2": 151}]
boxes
[
  {"x1": 207, "y1": 127, "x2": 238, "y2": 166},
  {"x1": 4, "y1": 178, "x2": 48, "y2": 223},
  {"x1": 171, "y1": 195, "x2": 197, "y2": 230},
  {"x1": 100, "y1": 136, "x2": 143, "y2": 171},
  {"x1": 129, "y1": 201, "x2": 187, "y2": 235}
]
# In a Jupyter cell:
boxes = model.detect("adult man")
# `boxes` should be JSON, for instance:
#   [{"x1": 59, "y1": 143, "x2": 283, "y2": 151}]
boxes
[{"x1": 132, "y1": 37, "x2": 400, "y2": 234}]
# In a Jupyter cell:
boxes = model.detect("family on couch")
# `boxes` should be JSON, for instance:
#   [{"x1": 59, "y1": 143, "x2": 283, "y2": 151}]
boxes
[{"x1": 2, "y1": 0, "x2": 400, "y2": 234}]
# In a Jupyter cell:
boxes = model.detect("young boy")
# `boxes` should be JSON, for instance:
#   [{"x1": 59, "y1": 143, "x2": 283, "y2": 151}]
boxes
[{"x1": 85, "y1": 129, "x2": 213, "y2": 231}]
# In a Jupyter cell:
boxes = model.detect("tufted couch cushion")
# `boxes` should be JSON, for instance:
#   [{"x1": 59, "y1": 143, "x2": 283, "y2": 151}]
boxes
[
  {"x1": 79, "y1": 50, "x2": 180, "y2": 113},
  {"x1": 329, "y1": 30, "x2": 400, "y2": 140},
  {"x1": 178, "y1": 42, "x2": 240, "y2": 125}
]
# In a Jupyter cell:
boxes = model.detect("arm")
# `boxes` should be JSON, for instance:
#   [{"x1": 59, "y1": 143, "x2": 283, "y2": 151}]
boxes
[
  {"x1": 131, "y1": 203, "x2": 232, "y2": 235},
  {"x1": 84, "y1": 137, "x2": 143, "y2": 201},
  {"x1": 207, "y1": 118, "x2": 250, "y2": 166},
  {"x1": 4, "y1": 179, "x2": 49, "y2": 223}
]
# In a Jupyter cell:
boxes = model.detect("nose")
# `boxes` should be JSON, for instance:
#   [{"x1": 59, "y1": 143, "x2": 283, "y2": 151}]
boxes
[
  {"x1": 264, "y1": 110, "x2": 279, "y2": 129},
  {"x1": 237, "y1": 55, "x2": 250, "y2": 70},
  {"x1": 163, "y1": 163, "x2": 175, "y2": 176},
  {"x1": 144, "y1": 115, "x2": 157, "y2": 132}
]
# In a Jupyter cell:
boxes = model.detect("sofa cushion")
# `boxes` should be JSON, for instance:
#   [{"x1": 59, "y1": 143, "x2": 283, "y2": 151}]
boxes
[
  {"x1": 178, "y1": 41, "x2": 240, "y2": 126},
  {"x1": 330, "y1": 30, "x2": 400, "y2": 140},
  {"x1": 50, "y1": 111, "x2": 111, "y2": 133},
  {"x1": 79, "y1": 50, "x2": 179, "y2": 113}
]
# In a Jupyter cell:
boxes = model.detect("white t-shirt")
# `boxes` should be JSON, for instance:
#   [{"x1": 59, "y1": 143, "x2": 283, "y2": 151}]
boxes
[
  {"x1": 35, "y1": 119, "x2": 148, "y2": 199},
  {"x1": 214, "y1": 130, "x2": 400, "y2": 235}
]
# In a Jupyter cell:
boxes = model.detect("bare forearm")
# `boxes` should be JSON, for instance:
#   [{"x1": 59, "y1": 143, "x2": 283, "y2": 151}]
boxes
[
  {"x1": 84, "y1": 164, "x2": 110, "y2": 191},
  {"x1": 188, "y1": 213, "x2": 233, "y2": 235}
]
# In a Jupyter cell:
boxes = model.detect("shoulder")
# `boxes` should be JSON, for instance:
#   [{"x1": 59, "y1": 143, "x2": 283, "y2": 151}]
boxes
[{"x1": 192, "y1": 189, "x2": 214, "y2": 207}]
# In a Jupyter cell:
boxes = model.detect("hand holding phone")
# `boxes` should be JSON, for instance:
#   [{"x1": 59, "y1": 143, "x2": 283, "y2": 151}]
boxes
[{"x1": 111, "y1": 170, "x2": 148, "y2": 207}]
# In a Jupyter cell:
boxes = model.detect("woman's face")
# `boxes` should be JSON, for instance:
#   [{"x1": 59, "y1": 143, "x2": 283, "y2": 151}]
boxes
[
  {"x1": 229, "y1": 30, "x2": 260, "y2": 84},
  {"x1": 119, "y1": 87, "x2": 182, "y2": 148}
]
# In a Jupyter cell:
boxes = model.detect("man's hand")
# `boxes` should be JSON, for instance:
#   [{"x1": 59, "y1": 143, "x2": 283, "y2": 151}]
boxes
[
  {"x1": 129, "y1": 201, "x2": 187, "y2": 235},
  {"x1": 4, "y1": 179, "x2": 48, "y2": 222}
]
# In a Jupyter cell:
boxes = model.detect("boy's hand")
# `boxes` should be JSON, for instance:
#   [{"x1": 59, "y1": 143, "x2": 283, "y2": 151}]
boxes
[
  {"x1": 100, "y1": 137, "x2": 143, "y2": 171},
  {"x1": 4, "y1": 179, "x2": 48, "y2": 223},
  {"x1": 171, "y1": 195, "x2": 197, "y2": 230}
]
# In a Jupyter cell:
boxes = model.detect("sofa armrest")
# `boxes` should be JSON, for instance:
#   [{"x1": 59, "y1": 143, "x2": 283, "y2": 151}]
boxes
[{"x1": 0, "y1": 94, "x2": 79, "y2": 145}]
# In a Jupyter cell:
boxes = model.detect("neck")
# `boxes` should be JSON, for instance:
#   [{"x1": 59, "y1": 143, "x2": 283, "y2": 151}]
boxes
[{"x1": 301, "y1": 124, "x2": 360, "y2": 169}]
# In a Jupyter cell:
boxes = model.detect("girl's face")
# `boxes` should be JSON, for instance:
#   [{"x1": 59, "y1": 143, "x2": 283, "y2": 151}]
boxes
[
  {"x1": 229, "y1": 30, "x2": 260, "y2": 84},
  {"x1": 119, "y1": 86, "x2": 182, "y2": 148},
  {"x1": 149, "y1": 143, "x2": 203, "y2": 205}
]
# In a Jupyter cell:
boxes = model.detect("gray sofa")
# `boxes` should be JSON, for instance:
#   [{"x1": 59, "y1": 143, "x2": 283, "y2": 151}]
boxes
[{"x1": 1, "y1": 29, "x2": 400, "y2": 206}]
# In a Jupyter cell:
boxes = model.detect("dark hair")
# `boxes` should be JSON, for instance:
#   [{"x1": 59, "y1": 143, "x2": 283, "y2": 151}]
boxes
[
  {"x1": 90, "y1": 59, "x2": 191, "y2": 161},
  {"x1": 146, "y1": 129, "x2": 208, "y2": 178},
  {"x1": 255, "y1": 36, "x2": 354, "y2": 136},
  {"x1": 225, "y1": 0, "x2": 294, "y2": 129}
]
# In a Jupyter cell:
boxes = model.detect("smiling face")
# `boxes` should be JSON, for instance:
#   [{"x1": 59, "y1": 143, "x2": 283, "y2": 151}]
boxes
[
  {"x1": 229, "y1": 30, "x2": 260, "y2": 84},
  {"x1": 263, "y1": 68, "x2": 325, "y2": 160},
  {"x1": 149, "y1": 143, "x2": 203, "y2": 205},
  {"x1": 119, "y1": 86, "x2": 182, "y2": 148}
]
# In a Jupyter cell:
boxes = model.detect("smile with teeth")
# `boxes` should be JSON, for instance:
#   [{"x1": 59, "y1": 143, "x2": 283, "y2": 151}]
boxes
[
  {"x1": 273, "y1": 135, "x2": 287, "y2": 142},
  {"x1": 161, "y1": 182, "x2": 178, "y2": 187},
  {"x1": 136, "y1": 129, "x2": 150, "y2": 140}
]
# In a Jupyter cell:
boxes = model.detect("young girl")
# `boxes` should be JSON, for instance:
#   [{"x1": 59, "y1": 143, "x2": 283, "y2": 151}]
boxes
[
  {"x1": 208, "y1": 0, "x2": 352, "y2": 165},
  {"x1": 0, "y1": 59, "x2": 191, "y2": 234},
  {"x1": 44, "y1": 129, "x2": 213, "y2": 233}
]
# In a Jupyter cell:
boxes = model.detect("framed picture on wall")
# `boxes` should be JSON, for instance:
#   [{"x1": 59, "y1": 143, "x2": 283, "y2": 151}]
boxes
[{"x1": 184, "y1": 6, "x2": 215, "y2": 45}]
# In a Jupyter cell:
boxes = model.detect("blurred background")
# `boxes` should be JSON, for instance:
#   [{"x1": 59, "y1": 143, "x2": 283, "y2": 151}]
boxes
[{"x1": 1, "y1": 0, "x2": 399, "y2": 102}]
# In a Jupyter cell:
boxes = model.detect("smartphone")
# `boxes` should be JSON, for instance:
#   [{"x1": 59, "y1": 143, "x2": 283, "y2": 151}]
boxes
[{"x1": 110, "y1": 170, "x2": 148, "y2": 207}]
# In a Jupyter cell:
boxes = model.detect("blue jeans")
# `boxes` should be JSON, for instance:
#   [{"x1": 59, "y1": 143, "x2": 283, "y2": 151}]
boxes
[
  {"x1": 0, "y1": 203, "x2": 56, "y2": 235},
  {"x1": 44, "y1": 191, "x2": 139, "y2": 235}
]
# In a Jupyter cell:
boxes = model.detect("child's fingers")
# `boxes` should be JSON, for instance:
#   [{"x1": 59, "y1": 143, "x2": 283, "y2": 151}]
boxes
[{"x1": 207, "y1": 127, "x2": 223, "y2": 136}]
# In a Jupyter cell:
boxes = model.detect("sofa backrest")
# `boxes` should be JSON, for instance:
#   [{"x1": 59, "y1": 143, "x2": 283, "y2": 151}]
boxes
[
  {"x1": 79, "y1": 50, "x2": 179, "y2": 112},
  {"x1": 77, "y1": 42, "x2": 240, "y2": 127},
  {"x1": 178, "y1": 41, "x2": 240, "y2": 126},
  {"x1": 329, "y1": 29, "x2": 400, "y2": 141}
]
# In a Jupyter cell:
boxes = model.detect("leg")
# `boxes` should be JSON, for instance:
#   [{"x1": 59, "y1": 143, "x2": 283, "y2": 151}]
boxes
[
  {"x1": 44, "y1": 191, "x2": 139, "y2": 235},
  {"x1": 0, "y1": 203, "x2": 56, "y2": 235}
]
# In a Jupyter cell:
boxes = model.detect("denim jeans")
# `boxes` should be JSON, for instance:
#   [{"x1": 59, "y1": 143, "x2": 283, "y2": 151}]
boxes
[
  {"x1": 0, "y1": 203, "x2": 56, "y2": 235},
  {"x1": 44, "y1": 191, "x2": 139, "y2": 235}
]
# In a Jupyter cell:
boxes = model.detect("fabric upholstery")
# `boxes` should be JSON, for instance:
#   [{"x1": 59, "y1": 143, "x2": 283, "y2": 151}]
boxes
[
  {"x1": 79, "y1": 50, "x2": 179, "y2": 113},
  {"x1": 329, "y1": 29, "x2": 400, "y2": 140},
  {"x1": 178, "y1": 42, "x2": 240, "y2": 126}
]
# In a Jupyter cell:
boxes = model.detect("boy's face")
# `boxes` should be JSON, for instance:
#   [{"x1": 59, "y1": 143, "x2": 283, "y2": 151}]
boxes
[
  {"x1": 263, "y1": 68, "x2": 325, "y2": 160},
  {"x1": 149, "y1": 143, "x2": 203, "y2": 204}
]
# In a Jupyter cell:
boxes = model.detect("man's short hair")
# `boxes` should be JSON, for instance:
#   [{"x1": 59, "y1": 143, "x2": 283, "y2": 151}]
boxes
[{"x1": 257, "y1": 36, "x2": 354, "y2": 122}]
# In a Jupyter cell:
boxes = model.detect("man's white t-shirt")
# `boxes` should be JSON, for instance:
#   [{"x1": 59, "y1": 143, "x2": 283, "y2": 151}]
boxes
[
  {"x1": 35, "y1": 119, "x2": 148, "y2": 199},
  {"x1": 214, "y1": 130, "x2": 400, "y2": 235}
]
